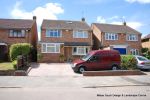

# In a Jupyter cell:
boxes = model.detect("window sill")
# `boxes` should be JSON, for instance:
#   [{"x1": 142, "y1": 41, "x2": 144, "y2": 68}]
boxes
[
  {"x1": 73, "y1": 37, "x2": 88, "y2": 39},
  {"x1": 41, "y1": 52, "x2": 60, "y2": 54},
  {"x1": 105, "y1": 39, "x2": 118, "y2": 40},
  {"x1": 127, "y1": 40, "x2": 138, "y2": 42},
  {"x1": 72, "y1": 54, "x2": 86, "y2": 56},
  {"x1": 8, "y1": 37, "x2": 25, "y2": 38}
]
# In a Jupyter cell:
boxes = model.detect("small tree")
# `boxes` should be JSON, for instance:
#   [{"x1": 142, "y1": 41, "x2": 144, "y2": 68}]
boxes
[{"x1": 9, "y1": 43, "x2": 32, "y2": 61}]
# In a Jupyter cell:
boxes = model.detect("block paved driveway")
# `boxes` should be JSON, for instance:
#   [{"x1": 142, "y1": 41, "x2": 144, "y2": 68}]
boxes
[{"x1": 28, "y1": 63, "x2": 81, "y2": 77}]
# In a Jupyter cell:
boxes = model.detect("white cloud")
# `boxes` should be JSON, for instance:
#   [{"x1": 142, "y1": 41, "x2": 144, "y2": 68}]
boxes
[
  {"x1": 111, "y1": 21, "x2": 142, "y2": 29},
  {"x1": 11, "y1": 1, "x2": 64, "y2": 26},
  {"x1": 125, "y1": 0, "x2": 150, "y2": 4},
  {"x1": 96, "y1": 16, "x2": 142, "y2": 29},
  {"x1": 96, "y1": 16, "x2": 106, "y2": 23}
]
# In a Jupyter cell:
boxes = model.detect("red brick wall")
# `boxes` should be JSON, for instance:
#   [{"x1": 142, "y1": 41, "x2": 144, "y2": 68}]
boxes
[
  {"x1": 30, "y1": 21, "x2": 38, "y2": 48},
  {"x1": 41, "y1": 29, "x2": 92, "y2": 45}
]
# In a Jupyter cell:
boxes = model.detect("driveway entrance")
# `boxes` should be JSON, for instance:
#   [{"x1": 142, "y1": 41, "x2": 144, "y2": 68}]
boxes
[{"x1": 28, "y1": 63, "x2": 81, "y2": 77}]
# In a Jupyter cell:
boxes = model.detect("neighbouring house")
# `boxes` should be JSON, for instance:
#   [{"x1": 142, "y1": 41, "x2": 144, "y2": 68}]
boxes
[
  {"x1": 91, "y1": 22, "x2": 142, "y2": 55},
  {"x1": 38, "y1": 18, "x2": 92, "y2": 63},
  {"x1": 0, "y1": 16, "x2": 38, "y2": 61},
  {"x1": 142, "y1": 34, "x2": 150, "y2": 50}
]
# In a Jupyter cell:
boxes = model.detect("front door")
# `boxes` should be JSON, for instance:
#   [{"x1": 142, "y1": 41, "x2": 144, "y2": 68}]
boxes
[
  {"x1": 64, "y1": 47, "x2": 72, "y2": 61},
  {"x1": 0, "y1": 45, "x2": 7, "y2": 61}
]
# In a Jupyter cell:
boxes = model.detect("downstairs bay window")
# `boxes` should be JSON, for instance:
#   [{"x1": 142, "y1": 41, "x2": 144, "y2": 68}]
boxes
[
  {"x1": 72, "y1": 46, "x2": 89, "y2": 55},
  {"x1": 41, "y1": 43, "x2": 60, "y2": 53}
]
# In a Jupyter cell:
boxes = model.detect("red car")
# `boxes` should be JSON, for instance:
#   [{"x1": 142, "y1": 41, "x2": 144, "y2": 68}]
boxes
[{"x1": 72, "y1": 50, "x2": 121, "y2": 73}]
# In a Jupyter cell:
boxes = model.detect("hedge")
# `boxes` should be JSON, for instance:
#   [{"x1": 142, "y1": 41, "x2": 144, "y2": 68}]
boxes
[
  {"x1": 9, "y1": 43, "x2": 32, "y2": 61},
  {"x1": 121, "y1": 55, "x2": 137, "y2": 70}
]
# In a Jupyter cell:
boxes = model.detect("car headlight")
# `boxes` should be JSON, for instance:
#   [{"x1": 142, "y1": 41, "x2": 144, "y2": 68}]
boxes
[{"x1": 72, "y1": 63, "x2": 77, "y2": 68}]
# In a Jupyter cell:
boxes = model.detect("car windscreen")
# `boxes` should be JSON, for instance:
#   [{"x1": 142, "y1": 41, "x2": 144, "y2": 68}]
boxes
[
  {"x1": 137, "y1": 56, "x2": 148, "y2": 61},
  {"x1": 82, "y1": 53, "x2": 92, "y2": 61}
]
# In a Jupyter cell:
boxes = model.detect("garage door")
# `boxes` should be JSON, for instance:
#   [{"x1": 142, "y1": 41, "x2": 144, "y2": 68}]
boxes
[{"x1": 113, "y1": 48, "x2": 126, "y2": 55}]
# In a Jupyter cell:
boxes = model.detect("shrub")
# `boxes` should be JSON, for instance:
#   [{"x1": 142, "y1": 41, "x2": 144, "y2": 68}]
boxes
[
  {"x1": 9, "y1": 43, "x2": 32, "y2": 61},
  {"x1": 121, "y1": 55, "x2": 137, "y2": 70},
  {"x1": 12, "y1": 60, "x2": 17, "y2": 70},
  {"x1": 141, "y1": 48, "x2": 150, "y2": 59}
]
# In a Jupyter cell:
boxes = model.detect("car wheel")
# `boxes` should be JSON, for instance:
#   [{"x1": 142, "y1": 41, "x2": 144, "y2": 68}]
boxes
[
  {"x1": 78, "y1": 67, "x2": 86, "y2": 73},
  {"x1": 112, "y1": 65, "x2": 118, "y2": 70}
]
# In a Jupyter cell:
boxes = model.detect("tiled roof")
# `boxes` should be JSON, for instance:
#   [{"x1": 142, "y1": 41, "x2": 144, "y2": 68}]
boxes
[
  {"x1": 93, "y1": 23, "x2": 141, "y2": 34},
  {"x1": 143, "y1": 34, "x2": 150, "y2": 39},
  {"x1": 0, "y1": 19, "x2": 35, "y2": 29},
  {"x1": 42, "y1": 20, "x2": 91, "y2": 30}
]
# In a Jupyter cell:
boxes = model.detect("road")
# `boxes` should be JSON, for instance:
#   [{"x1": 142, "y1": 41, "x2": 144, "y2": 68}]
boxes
[
  {"x1": 0, "y1": 75, "x2": 150, "y2": 100},
  {"x1": 0, "y1": 86, "x2": 149, "y2": 100}
]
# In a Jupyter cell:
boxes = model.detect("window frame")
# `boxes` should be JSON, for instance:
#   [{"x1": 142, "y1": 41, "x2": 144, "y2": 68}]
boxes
[
  {"x1": 46, "y1": 29, "x2": 62, "y2": 38},
  {"x1": 105, "y1": 33, "x2": 118, "y2": 40},
  {"x1": 9, "y1": 30, "x2": 25, "y2": 38},
  {"x1": 41, "y1": 43, "x2": 60, "y2": 53},
  {"x1": 72, "y1": 46, "x2": 89, "y2": 55},
  {"x1": 127, "y1": 34, "x2": 138, "y2": 41},
  {"x1": 73, "y1": 30, "x2": 88, "y2": 38}
]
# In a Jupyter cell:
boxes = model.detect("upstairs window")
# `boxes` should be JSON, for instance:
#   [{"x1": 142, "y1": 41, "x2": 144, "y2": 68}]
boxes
[
  {"x1": 73, "y1": 30, "x2": 88, "y2": 38},
  {"x1": 9, "y1": 30, "x2": 25, "y2": 38},
  {"x1": 105, "y1": 33, "x2": 118, "y2": 40},
  {"x1": 46, "y1": 29, "x2": 62, "y2": 37},
  {"x1": 127, "y1": 34, "x2": 138, "y2": 41}
]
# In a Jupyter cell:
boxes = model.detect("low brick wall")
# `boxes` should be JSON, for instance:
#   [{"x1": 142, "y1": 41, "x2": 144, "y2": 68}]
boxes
[
  {"x1": 0, "y1": 67, "x2": 31, "y2": 76},
  {"x1": 0, "y1": 70, "x2": 15, "y2": 76},
  {"x1": 14, "y1": 70, "x2": 27, "y2": 76},
  {"x1": 83, "y1": 70, "x2": 146, "y2": 76}
]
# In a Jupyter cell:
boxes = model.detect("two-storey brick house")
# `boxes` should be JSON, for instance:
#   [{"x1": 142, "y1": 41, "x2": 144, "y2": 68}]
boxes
[
  {"x1": 0, "y1": 16, "x2": 37, "y2": 61},
  {"x1": 38, "y1": 19, "x2": 92, "y2": 62},
  {"x1": 92, "y1": 23, "x2": 142, "y2": 55}
]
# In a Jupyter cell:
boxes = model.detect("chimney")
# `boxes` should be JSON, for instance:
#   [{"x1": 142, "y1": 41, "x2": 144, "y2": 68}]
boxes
[
  {"x1": 33, "y1": 16, "x2": 36, "y2": 20},
  {"x1": 81, "y1": 17, "x2": 85, "y2": 22},
  {"x1": 123, "y1": 21, "x2": 126, "y2": 26}
]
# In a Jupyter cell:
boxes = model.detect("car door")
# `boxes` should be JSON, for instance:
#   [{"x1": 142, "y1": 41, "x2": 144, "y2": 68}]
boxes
[{"x1": 86, "y1": 55, "x2": 100, "y2": 71}]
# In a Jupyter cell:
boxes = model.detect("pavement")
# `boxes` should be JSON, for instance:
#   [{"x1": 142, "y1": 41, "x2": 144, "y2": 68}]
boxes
[{"x1": 0, "y1": 63, "x2": 150, "y2": 100}]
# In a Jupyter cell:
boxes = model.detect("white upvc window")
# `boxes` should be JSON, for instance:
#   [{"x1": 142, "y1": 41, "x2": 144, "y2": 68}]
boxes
[
  {"x1": 9, "y1": 30, "x2": 25, "y2": 37},
  {"x1": 42, "y1": 43, "x2": 60, "y2": 53},
  {"x1": 72, "y1": 46, "x2": 89, "y2": 55},
  {"x1": 130, "y1": 49, "x2": 138, "y2": 55},
  {"x1": 73, "y1": 30, "x2": 88, "y2": 38},
  {"x1": 46, "y1": 29, "x2": 62, "y2": 37},
  {"x1": 127, "y1": 34, "x2": 138, "y2": 41},
  {"x1": 105, "y1": 33, "x2": 118, "y2": 40}
]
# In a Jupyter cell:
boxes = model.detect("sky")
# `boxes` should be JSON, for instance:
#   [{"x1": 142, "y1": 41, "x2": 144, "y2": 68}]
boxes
[{"x1": 0, "y1": 0, "x2": 150, "y2": 37}]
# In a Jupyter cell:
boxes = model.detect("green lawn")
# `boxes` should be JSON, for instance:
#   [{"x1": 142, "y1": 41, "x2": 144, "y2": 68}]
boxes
[{"x1": 0, "y1": 62, "x2": 15, "y2": 70}]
